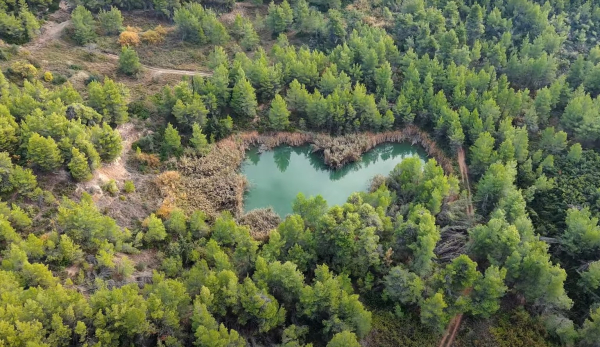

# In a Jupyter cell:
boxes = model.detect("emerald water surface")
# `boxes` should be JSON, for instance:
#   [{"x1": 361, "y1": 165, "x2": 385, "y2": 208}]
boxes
[{"x1": 242, "y1": 143, "x2": 427, "y2": 216}]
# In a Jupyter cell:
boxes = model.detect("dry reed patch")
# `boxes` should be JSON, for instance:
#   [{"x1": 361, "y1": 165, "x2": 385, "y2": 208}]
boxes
[
  {"x1": 238, "y1": 208, "x2": 281, "y2": 241},
  {"x1": 177, "y1": 141, "x2": 246, "y2": 218}
]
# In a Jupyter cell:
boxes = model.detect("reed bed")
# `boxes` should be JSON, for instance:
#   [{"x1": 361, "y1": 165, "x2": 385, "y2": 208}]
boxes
[
  {"x1": 176, "y1": 140, "x2": 247, "y2": 217},
  {"x1": 238, "y1": 208, "x2": 281, "y2": 241}
]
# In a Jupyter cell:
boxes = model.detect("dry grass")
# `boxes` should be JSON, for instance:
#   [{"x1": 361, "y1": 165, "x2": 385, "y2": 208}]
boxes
[
  {"x1": 176, "y1": 139, "x2": 247, "y2": 218},
  {"x1": 238, "y1": 208, "x2": 281, "y2": 241}
]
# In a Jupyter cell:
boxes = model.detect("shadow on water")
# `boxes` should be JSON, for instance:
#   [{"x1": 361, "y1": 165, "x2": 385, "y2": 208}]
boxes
[{"x1": 241, "y1": 143, "x2": 427, "y2": 216}]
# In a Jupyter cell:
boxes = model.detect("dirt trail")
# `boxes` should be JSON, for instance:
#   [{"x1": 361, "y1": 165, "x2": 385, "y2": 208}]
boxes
[
  {"x1": 438, "y1": 148, "x2": 474, "y2": 347},
  {"x1": 102, "y1": 53, "x2": 212, "y2": 77},
  {"x1": 26, "y1": 1, "x2": 212, "y2": 77},
  {"x1": 27, "y1": 19, "x2": 71, "y2": 49}
]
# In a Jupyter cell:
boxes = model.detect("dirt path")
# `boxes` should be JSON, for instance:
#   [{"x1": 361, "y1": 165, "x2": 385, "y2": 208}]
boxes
[
  {"x1": 27, "y1": 19, "x2": 71, "y2": 49},
  {"x1": 102, "y1": 53, "x2": 212, "y2": 77},
  {"x1": 26, "y1": 1, "x2": 212, "y2": 78}
]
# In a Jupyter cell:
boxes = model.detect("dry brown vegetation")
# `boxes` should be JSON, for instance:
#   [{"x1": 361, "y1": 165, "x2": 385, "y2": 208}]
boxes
[
  {"x1": 237, "y1": 208, "x2": 281, "y2": 241},
  {"x1": 240, "y1": 126, "x2": 453, "y2": 173},
  {"x1": 175, "y1": 137, "x2": 247, "y2": 218}
]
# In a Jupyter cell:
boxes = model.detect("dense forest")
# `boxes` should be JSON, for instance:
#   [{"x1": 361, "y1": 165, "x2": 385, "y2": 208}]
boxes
[{"x1": 3, "y1": 0, "x2": 600, "y2": 346}]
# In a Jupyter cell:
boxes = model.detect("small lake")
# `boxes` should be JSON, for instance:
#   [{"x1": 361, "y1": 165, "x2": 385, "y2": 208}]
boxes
[{"x1": 241, "y1": 143, "x2": 427, "y2": 216}]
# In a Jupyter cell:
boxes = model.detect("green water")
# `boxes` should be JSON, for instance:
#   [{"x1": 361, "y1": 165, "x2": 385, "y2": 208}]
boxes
[{"x1": 242, "y1": 143, "x2": 427, "y2": 216}]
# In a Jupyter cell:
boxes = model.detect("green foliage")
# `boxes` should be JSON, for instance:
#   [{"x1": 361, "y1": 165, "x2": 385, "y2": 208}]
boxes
[
  {"x1": 579, "y1": 261, "x2": 600, "y2": 292},
  {"x1": 267, "y1": 0, "x2": 293, "y2": 35},
  {"x1": 118, "y1": 46, "x2": 141, "y2": 76},
  {"x1": 388, "y1": 157, "x2": 458, "y2": 215},
  {"x1": 68, "y1": 147, "x2": 92, "y2": 181},
  {"x1": 326, "y1": 331, "x2": 360, "y2": 347},
  {"x1": 268, "y1": 94, "x2": 290, "y2": 131},
  {"x1": 98, "y1": 6, "x2": 123, "y2": 35},
  {"x1": 383, "y1": 266, "x2": 424, "y2": 306},
  {"x1": 173, "y1": 96, "x2": 208, "y2": 129},
  {"x1": 92, "y1": 123, "x2": 123, "y2": 162},
  {"x1": 189, "y1": 123, "x2": 211, "y2": 156},
  {"x1": 162, "y1": 123, "x2": 183, "y2": 158},
  {"x1": 562, "y1": 207, "x2": 600, "y2": 256},
  {"x1": 145, "y1": 213, "x2": 167, "y2": 243},
  {"x1": 0, "y1": 3, "x2": 40, "y2": 44},
  {"x1": 490, "y1": 309, "x2": 554, "y2": 347},
  {"x1": 102, "y1": 179, "x2": 119, "y2": 196},
  {"x1": 419, "y1": 292, "x2": 449, "y2": 335},
  {"x1": 470, "y1": 266, "x2": 507, "y2": 318},
  {"x1": 174, "y1": 3, "x2": 229, "y2": 44},
  {"x1": 231, "y1": 74, "x2": 258, "y2": 120},
  {"x1": 58, "y1": 193, "x2": 128, "y2": 251},
  {"x1": 123, "y1": 180, "x2": 135, "y2": 193},
  {"x1": 26, "y1": 133, "x2": 62, "y2": 171},
  {"x1": 71, "y1": 5, "x2": 96, "y2": 45},
  {"x1": 87, "y1": 78, "x2": 129, "y2": 125}
]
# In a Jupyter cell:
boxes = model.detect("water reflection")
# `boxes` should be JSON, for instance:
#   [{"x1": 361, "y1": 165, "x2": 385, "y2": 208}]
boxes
[{"x1": 241, "y1": 143, "x2": 427, "y2": 216}]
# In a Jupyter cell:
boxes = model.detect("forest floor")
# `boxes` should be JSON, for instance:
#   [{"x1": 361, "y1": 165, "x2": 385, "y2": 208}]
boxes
[{"x1": 75, "y1": 121, "x2": 163, "y2": 230}]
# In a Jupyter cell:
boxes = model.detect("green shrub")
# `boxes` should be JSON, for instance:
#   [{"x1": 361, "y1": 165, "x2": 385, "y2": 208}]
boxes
[
  {"x1": 123, "y1": 180, "x2": 135, "y2": 193},
  {"x1": 52, "y1": 74, "x2": 68, "y2": 85},
  {"x1": 7, "y1": 61, "x2": 38, "y2": 80},
  {"x1": 102, "y1": 179, "x2": 119, "y2": 196}
]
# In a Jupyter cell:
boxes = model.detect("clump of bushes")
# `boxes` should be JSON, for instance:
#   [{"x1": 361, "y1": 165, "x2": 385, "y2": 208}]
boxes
[
  {"x1": 123, "y1": 180, "x2": 135, "y2": 193},
  {"x1": 140, "y1": 25, "x2": 168, "y2": 44},
  {"x1": 102, "y1": 179, "x2": 119, "y2": 196},
  {"x1": 7, "y1": 61, "x2": 38, "y2": 80},
  {"x1": 118, "y1": 26, "x2": 141, "y2": 46},
  {"x1": 43, "y1": 71, "x2": 53, "y2": 82}
]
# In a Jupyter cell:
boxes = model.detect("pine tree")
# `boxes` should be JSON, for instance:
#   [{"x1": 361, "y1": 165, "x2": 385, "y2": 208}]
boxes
[
  {"x1": 420, "y1": 292, "x2": 450, "y2": 334},
  {"x1": 189, "y1": 123, "x2": 211, "y2": 156},
  {"x1": 240, "y1": 22, "x2": 260, "y2": 51},
  {"x1": 374, "y1": 62, "x2": 394, "y2": 101},
  {"x1": 212, "y1": 64, "x2": 230, "y2": 108},
  {"x1": 118, "y1": 46, "x2": 142, "y2": 76},
  {"x1": 268, "y1": 94, "x2": 290, "y2": 131},
  {"x1": 145, "y1": 213, "x2": 167, "y2": 243},
  {"x1": 0, "y1": 110, "x2": 19, "y2": 153},
  {"x1": 98, "y1": 6, "x2": 123, "y2": 35},
  {"x1": 327, "y1": 331, "x2": 361, "y2": 347},
  {"x1": 231, "y1": 74, "x2": 258, "y2": 120},
  {"x1": 93, "y1": 123, "x2": 123, "y2": 162},
  {"x1": 172, "y1": 96, "x2": 208, "y2": 129},
  {"x1": 27, "y1": 133, "x2": 62, "y2": 171},
  {"x1": 162, "y1": 123, "x2": 183, "y2": 158},
  {"x1": 71, "y1": 6, "x2": 96, "y2": 45},
  {"x1": 466, "y1": 4, "x2": 484, "y2": 44},
  {"x1": 102, "y1": 78, "x2": 129, "y2": 125},
  {"x1": 267, "y1": 1, "x2": 293, "y2": 34},
  {"x1": 68, "y1": 148, "x2": 92, "y2": 181}
]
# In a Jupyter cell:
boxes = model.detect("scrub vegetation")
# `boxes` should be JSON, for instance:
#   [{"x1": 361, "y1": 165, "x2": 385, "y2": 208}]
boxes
[{"x1": 2, "y1": 0, "x2": 600, "y2": 346}]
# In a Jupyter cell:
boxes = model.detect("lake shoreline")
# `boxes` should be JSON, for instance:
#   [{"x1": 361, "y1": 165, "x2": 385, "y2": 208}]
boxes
[
  {"x1": 230, "y1": 125, "x2": 453, "y2": 174},
  {"x1": 175, "y1": 127, "x2": 453, "y2": 237},
  {"x1": 241, "y1": 143, "x2": 428, "y2": 217}
]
